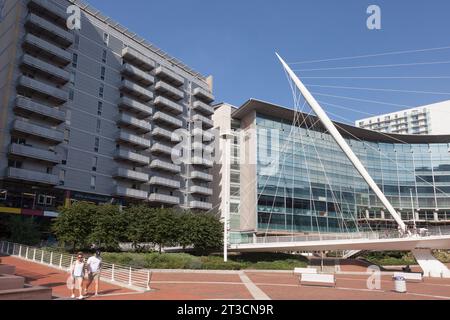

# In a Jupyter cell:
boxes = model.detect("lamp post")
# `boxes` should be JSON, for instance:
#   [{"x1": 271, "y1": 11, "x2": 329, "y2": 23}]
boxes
[{"x1": 221, "y1": 132, "x2": 233, "y2": 262}]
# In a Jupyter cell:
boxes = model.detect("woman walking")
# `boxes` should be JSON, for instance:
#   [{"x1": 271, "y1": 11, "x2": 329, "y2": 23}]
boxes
[{"x1": 69, "y1": 252, "x2": 86, "y2": 299}]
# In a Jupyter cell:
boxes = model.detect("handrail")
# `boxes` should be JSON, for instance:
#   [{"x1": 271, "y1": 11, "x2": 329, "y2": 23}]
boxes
[{"x1": 0, "y1": 241, "x2": 151, "y2": 292}]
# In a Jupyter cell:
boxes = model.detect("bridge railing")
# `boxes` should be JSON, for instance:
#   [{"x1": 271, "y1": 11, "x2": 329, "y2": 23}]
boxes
[{"x1": 0, "y1": 241, "x2": 151, "y2": 292}]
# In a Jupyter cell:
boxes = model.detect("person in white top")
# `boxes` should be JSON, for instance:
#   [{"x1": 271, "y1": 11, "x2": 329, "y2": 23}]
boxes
[
  {"x1": 85, "y1": 250, "x2": 102, "y2": 296},
  {"x1": 69, "y1": 252, "x2": 86, "y2": 299}
]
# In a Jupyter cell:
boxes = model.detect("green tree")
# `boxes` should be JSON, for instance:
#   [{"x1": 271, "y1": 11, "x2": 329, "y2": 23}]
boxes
[
  {"x1": 125, "y1": 205, "x2": 156, "y2": 251},
  {"x1": 176, "y1": 211, "x2": 195, "y2": 249},
  {"x1": 52, "y1": 201, "x2": 96, "y2": 251},
  {"x1": 88, "y1": 204, "x2": 125, "y2": 251},
  {"x1": 190, "y1": 212, "x2": 223, "y2": 254},
  {"x1": 8, "y1": 216, "x2": 41, "y2": 246},
  {"x1": 150, "y1": 208, "x2": 178, "y2": 254}
]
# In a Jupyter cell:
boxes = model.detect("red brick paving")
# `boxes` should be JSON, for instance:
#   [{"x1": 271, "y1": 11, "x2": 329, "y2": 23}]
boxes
[{"x1": 2, "y1": 257, "x2": 450, "y2": 300}]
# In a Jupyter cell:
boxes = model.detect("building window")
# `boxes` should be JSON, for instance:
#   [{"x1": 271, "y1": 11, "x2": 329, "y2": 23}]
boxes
[
  {"x1": 94, "y1": 137, "x2": 100, "y2": 152},
  {"x1": 59, "y1": 170, "x2": 66, "y2": 186},
  {"x1": 38, "y1": 195, "x2": 54, "y2": 206},
  {"x1": 72, "y1": 53, "x2": 78, "y2": 68},
  {"x1": 97, "y1": 101, "x2": 103, "y2": 116},
  {"x1": 96, "y1": 119, "x2": 101, "y2": 133},
  {"x1": 92, "y1": 156, "x2": 98, "y2": 171},
  {"x1": 103, "y1": 33, "x2": 109, "y2": 45},
  {"x1": 66, "y1": 109, "x2": 71, "y2": 125},
  {"x1": 90, "y1": 176, "x2": 96, "y2": 190},
  {"x1": 102, "y1": 49, "x2": 107, "y2": 63},
  {"x1": 70, "y1": 72, "x2": 76, "y2": 85},
  {"x1": 74, "y1": 34, "x2": 80, "y2": 49},
  {"x1": 100, "y1": 66, "x2": 106, "y2": 81},
  {"x1": 98, "y1": 84, "x2": 104, "y2": 98},
  {"x1": 69, "y1": 88, "x2": 74, "y2": 100},
  {"x1": 64, "y1": 129, "x2": 70, "y2": 144},
  {"x1": 8, "y1": 160, "x2": 22, "y2": 168}
]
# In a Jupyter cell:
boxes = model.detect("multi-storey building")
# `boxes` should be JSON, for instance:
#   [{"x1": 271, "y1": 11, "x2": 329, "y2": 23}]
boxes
[
  {"x1": 0, "y1": 0, "x2": 214, "y2": 216},
  {"x1": 356, "y1": 100, "x2": 450, "y2": 135},
  {"x1": 213, "y1": 100, "x2": 450, "y2": 244}
]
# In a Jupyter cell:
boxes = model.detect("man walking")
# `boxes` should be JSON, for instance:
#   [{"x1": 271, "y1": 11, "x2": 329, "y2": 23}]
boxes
[{"x1": 85, "y1": 250, "x2": 102, "y2": 296}]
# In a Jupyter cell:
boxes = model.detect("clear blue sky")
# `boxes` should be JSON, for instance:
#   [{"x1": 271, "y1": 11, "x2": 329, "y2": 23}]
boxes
[{"x1": 87, "y1": 0, "x2": 450, "y2": 123}]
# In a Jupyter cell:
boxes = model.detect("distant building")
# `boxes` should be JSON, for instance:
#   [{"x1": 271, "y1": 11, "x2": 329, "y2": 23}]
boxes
[{"x1": 355, "y1": 100, "x2": 450, "y2": 135}]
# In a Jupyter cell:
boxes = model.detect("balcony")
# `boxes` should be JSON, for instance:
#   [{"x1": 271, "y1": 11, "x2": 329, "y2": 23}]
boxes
[
  {"x1": 193, "y1": 87, "x2": 215, "y2": 103},
  {"x1": 14, "y1": 96, "x2": 65, "y2": 124},
  {"x1": 190, "y1": 171, "x2": 213, "y2": 182},
  {"x1": 155, "y1": 81, "x2": 184, "y2": 101},
  {"x1": 9, "y1": 143, "x2": 60, "y2": 164},
  {"x1": 21, "y1": 54, "x2": 70, "y2": 84},
  {"x1": 17, "y1": 75, "x2": 68, "y2": 104},
  {"x1": 116, "y1": 130, "x2": 151, "y2": 150},
  {"x1": 154, "y1": 96, "x2": 183, "y2": 115},
  {"x1": 25, "y1": 13, "x2": 74, "y2": 48},
  {"x1": 28, "y1": 0, "x2": 68, "y2": 21},
  {"x1": 192, "y1": 141, "x2": 215, "y2": 154},
  {"x1": 190, "y1": 185, "x2": 213, "y2": 196},
  {"x1": 117, "y1": 113, "x2": 152, "y2": 134},
  {"x1": 154, "y1": 66, "x2": 184, "y2": 87},
  {"x1": 120, "y1": 80, "x2": 153, "y2": 102},
  {"x1": 150, "y1": 159, "x2": 181, "y2": 173},
  {"x1": 148, "y1": 193, "x2": 180, "y2": 205},
  {"x1": 113, "y1": 186, "x2": 148, "y2": 200},
  {"x1": 192, "y1": 114, "x2": 214, "y2": 129},
  {"x1": 192, "y1": 156, "x2": 214, "y2": 168},
  {"x1": 192, "y1": 100, "x2": 214, "y2": 116},
  {"x1": 151, "y1": 142, "x2": 179, "y2": 157},
  {"x1": 122, "y1": 47, "x2": 156, "y2": 71},
  {"x1": 22, "y1": 34, "x2": 71, "y2": 66},
  {"x1": 6, "y1": 167, "x2": 58, "y2": 186},
  {"x1": 121, "y1": 64, "x2": 154, "y2": 86},
  {"x1": 12, "y1": 119, "x2": 64, "y2": 144},
  {"x1": 114, "y1": 168, "x2": 149, "y2": 183},
  {"x1": 190, "y1": 201, "x2": 213, "y2": 211},
  {"x1": 118, "y1": 97, "x2": 153, "y2": 119},
  {"x1": 149, "y1": 175, "x2": 181, "y2": 189},
  {"x1": 114, "y1": 148, "x2": 150, "y2": 166},
  {"x1": 192, "y1": 127, "x2": 214, "y2": 141},
  {"x1": 152, "y1": 127, "x2": 182, "y2": 142},
  {"x1": 153, "y1": 111, "x2": 183, "y2": 128}
]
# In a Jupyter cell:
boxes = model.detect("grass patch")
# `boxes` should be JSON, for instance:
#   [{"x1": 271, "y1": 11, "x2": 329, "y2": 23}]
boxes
[
  {"x1": 101, "y1": 252, "x2": 308, "y2": 270},
  {"x1": 362, "y1": 251, "x2": 417, "y2": 266}
]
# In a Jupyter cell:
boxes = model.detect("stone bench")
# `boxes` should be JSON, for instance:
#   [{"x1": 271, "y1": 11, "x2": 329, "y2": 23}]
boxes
[
  {"x1": 393, "y1": 272, "x2": 423, "y2": 282},
  {"x1": 300, "y1": 273, "x2": 336, "y2": 287},
  {"x1": 0, "y1": 274, "x2": 25, "y2": 291},
  {"x1": 0, "y1": 285, "x2": 52, "y2": 300},
  {"x1": 0, "y1": 264, "x2": 16, "y2": 275},
  {"x1": 293, "y1": 267, "x2": 317, "y2": 275}
]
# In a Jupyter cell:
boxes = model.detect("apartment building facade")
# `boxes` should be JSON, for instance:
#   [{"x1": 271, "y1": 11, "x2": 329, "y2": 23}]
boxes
[
  {"x1": 0, "y1": 0, "x2": 214, "y2": 216},
  {"x1": 356, "y1": 100, "x2": 450, "y2": 135}
]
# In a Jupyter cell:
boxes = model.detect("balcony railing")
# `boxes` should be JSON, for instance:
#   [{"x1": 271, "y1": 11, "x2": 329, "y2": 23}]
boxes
[
  {"x1": 151, "y1": 142, "x2": 179, "y2": 157},
  {"x1": 190, "y1": 171, "x2": 213, "y2": 182},
  {"x1": 6, "y1": 167, "x2": 58, "y2": 185},
  {"x1": 28, "y1": 0, "x2": 67, "y2": 21},
  {"x1": 152, "y1": 127, "x2": 182, "y2": 142},
  {"x1": 14, "y1": 96, "x2": 65, "y2": 124},
  {"x1": 192, "y1": 114, "x2": 214, "y2": 129},
  {"x1": 120, "y1": 80, "x2": 153, "y2": 102},
  {"x1": 148, "y1": 193, "x2": 180, "y2": 205},
  {"x1": 117, "y1": 113, "x2": 152, "y2": 134},
  {"x1": 189, "y1": 201, "x2": 213, "y2": 211},
  {"x1": 190, "y1": 185, "x2": 213, "y2": 196},
  {"x1": 153, "y1": 111, "x2": 183, "y2": 128},
  {"x1": 114, "y1": 168, "x2": 149, "y2": 183},
  {"x1": 22, "y1": 34, "x2": 71, "y2": 66},
  {"x1": 9, "y1": 143, "x2": 60, "y2": 164},
  {"x1": 121, "y1": 64, "x2": 154, "y2": 86},
  {"x1": 114, "y1": 148, "x2": 150, "y2": 166},
  {"x1": 17, "y1": 75, "x2": 68, "y2": 104},
  {"x1": 153, "y1": 96, "x2": 184, "y2": 115},
  {"x1": 154, "y1": 66, "x2": 184, "y2": 87},
  {"x1": 122, "y1": 47, "x2": 156, "y2": 71},
  {"x1": 12, "y1": 119, "x2": 64, "y2": 143},
  {"x1": 150, "y1": 159, "x2": 181, "y2": 173},
  {"x1": 154, "y1": 81, "x2": 184, "y2": 101},
  {"x1": 21, "y1": 54, "x2": 70, "y2": 84},
  {"x1": 192, "y1": 127, "x2": 215, "y2": 141},
  {"x1": 25, "y1": 13, "x2": 74, "y2": 48},
  {"x1": 193, "y1": 87, "x2": 215, "y2": 103},
  {"x1": 118, "y1": 97, "x2": 153, "y2": 118},
  {"x1": 116, "y1": 130, "x2": 151, "y2": 150},
  {"x1": 192, "y1": 100, "x2": 214, "y2": 116},
  {"x1": 113, "y1": 186, "x2": 148, "y2": 200},
  {"x1": 192, "y1": 156, "x2": 214, "y2": 168},
  {"x1": 148, "y1": 176, "x2": 181, "y2": 189}
]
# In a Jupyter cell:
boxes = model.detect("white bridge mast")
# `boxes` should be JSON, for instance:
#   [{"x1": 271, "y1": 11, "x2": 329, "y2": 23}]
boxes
[{"x1": 276, "y1": 53, "x2": 407, "y2": 234}]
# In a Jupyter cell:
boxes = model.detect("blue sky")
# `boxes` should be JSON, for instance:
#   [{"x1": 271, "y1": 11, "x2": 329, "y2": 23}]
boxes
[{"x1": 86, "y1": 0, "x2": 450, "y2": 123}]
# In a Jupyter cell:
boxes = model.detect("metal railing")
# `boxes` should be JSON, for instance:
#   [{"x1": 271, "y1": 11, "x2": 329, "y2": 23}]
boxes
[{"x1": 0, "y1": 241, "x2": 151, "y2": 292}]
